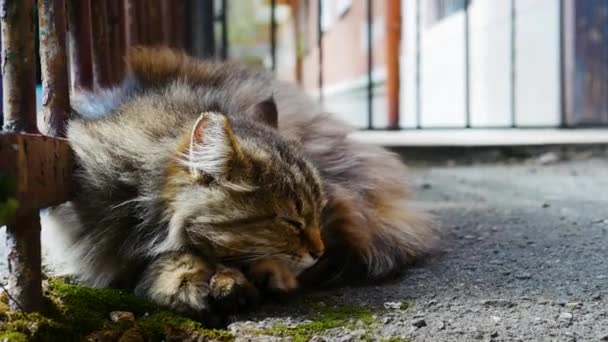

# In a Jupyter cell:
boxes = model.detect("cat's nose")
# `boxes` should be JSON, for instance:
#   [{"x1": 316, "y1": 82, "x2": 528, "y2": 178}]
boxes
[{"x1": 309, "y1": 248, "x2": 324, "y2": 260}]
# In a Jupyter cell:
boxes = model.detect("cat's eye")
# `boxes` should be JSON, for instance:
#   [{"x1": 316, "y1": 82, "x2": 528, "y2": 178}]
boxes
[{"x1": 283, "y1": 218, "x2": 304, "y2": 231}]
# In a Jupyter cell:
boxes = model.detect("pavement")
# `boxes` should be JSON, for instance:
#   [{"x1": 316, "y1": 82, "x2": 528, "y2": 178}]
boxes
[{"x1": 2, "y1": 155, "x2": 608, "y2": 341}]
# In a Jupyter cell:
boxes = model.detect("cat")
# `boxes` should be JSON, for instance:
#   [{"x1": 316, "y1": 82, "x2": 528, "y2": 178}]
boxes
[{"x1": 42, "y1": 47, "x2": 438, "y2": 321}]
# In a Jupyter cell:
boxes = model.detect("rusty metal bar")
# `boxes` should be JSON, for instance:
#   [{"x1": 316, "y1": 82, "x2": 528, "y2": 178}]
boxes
[
  {"x1": 386, "y1": 0, "x2": 401, "y2": 129},
  {"x1": 91, "y1": 0, "x2": 112, "y2": 87},
  {"x1": 38, "y1": 0, "x2": 71, "y2": 137},
  {"x1": 366, "y1": 0, "x2": 373, "y2": 129},
  {"x1": 67, "y1": 0, "x2": 93, "y2": 90},
  {"x1": 136, "y1": 0, "x2": 150, "y2": 45},
  {"x1": 175, "y1": 0, "x2": 188, "y2": 50},
  {"x1": 1, "y1": 0, "x2": 43, "y2": 312},
  {"x1": 108, "y1": 0, "x2": 126, "y2": 83},
  {"x1": 317, "y1": 0, "x2": 323, "y2": 103},
  {"x1": 6, "y1": 212, "x2": 42, "y2": 312},
  {"x1": 125, "y1": 0, "x2": 139, "y2": 47},
  {"x1": 147, "y1": 0, "x2": 162, "y2": 45},
  {"x1": 1, "y1": 0, "x2": 38, "y2": 133},
  {"x1": 161, "y1": 0, "x2": 175, "y2": 47}
]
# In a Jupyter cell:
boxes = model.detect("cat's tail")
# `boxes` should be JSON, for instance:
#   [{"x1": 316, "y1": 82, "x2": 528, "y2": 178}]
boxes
[{"x1": 297, "y1": 129, "x2": 441, "y2": 286}]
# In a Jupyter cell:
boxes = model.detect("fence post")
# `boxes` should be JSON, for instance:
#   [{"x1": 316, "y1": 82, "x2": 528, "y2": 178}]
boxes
[{"x1": 1, "y1": 0, "x2": 43, "y2": 312}]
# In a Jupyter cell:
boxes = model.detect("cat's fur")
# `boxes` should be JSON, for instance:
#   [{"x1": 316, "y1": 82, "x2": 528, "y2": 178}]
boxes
[{"x1": 43, "y1": 47, "x2": 438, "y2": 316}]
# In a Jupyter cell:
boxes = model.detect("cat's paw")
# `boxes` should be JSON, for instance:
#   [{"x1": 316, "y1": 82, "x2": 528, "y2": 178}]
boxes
[
  {"x1": 247, "y1": 259, "x2": 298, "y2": 296},
  {"x1": 209, "y1": 266, "x2": 259, "y2": 315},
  {"x1": 135, "y1": 252, "x2": 221, "y2": 326}
]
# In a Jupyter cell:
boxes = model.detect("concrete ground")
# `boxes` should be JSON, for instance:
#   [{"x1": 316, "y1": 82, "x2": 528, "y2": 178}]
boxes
[
  {"x1": 2, "y1": 155, "x2": 608, "y2": 341},
  {"x1": 228, "y1": 156, "x2": 608, "y2": 341}
]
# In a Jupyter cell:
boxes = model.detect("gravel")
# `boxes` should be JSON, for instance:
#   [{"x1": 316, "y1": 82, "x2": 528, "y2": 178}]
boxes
[{"x1": 2, "y1": 157, "x2": 608, "y2": 341}]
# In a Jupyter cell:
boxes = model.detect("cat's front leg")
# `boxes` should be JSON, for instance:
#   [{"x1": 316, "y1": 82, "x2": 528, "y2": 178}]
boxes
[{"x1": 134, "y1": 251, "x2": 217, "y2": 321}]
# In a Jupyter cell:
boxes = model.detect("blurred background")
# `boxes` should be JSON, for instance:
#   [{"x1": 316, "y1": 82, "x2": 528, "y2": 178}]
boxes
[
  {"x1": 16, "y1": 0, "x2": 608, "y2": 136},
  {"x1": 108, "y1": 0, "x2": 608, "y2": 131}
]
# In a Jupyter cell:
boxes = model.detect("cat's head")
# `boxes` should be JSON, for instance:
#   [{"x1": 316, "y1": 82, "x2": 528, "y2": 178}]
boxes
[{"x1": 160, "y1": 99, "x2": 325, "y2": 274}]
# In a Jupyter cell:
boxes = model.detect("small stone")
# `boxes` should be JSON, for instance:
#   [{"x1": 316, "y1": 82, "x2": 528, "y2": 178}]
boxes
[
  {"x1": 437, "y1": 320, "x2": 446, "y2": 331},
  {"x1": 413, "y1": 311, "x2": 425, "y2": 319},
  {"x1": 542, "y1": 203, "x2": 550, "y2": 208},
  {"x1": 591, "y1": 293, "x2": 602, "y2": 300},
  {"x1": 491, "y1": 315, "x2": 501, "y2": 323},
  {"x1": 309, "y1": 336, "x2": 328, "y2": 342},
  {"x1": 515, "y1": 273, "x2": 532, "y2": 280},
  {"x1": 565, "y1": 302, "x2": 582, "y2": 309},
  {"x1": 464, "y1": 235, "x2": 476, "y2": 240},
  {"x1": 412, "y1": 318, "x2": 427, "y2": 328},
  {"x1": 427, "y1": 299, "x2": 438, "y2": 306},
  {"x1": 490, "y1": 331, "x2": 499, "y2": 338},
  {"x1": 537, "y1": 152, "x2": 559, "y2": 165},
  {"x1": 599, "y1": 334, "x2": 608, "y2": 341},
  {"x1": 482, "y1": 299, "x2": 516, "y2": 308},
  {"x1": 559, "y1": 312, "x2": 573, "y2": 321},
  {"x1": 109, "y1": 311, "x2": 135, "y2": 322},
  {"x1": 383, "y1": 301, "x2": 402, "y2": 310},
  {"x1": 382, "y1": 316, "x2": 393, "y2": 324}
]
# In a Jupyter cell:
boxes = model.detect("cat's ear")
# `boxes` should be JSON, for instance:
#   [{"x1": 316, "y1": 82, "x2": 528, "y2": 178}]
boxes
[
  {"x1": 248, "y1": 96, "x2": 278, "y2": 129},
  {"x1": 187, "y1": 112, "x2": 242, "y2": 180}
]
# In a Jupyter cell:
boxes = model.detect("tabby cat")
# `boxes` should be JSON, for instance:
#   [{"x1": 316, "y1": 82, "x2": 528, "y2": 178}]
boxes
[{"x1": 42, "y1": 47, "x2": 438, "y2": 320}]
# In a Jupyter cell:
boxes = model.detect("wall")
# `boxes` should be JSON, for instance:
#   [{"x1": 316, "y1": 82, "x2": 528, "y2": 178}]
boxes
[{"x1": 400, "y1": 0, "x2": 562, "y2": 128}]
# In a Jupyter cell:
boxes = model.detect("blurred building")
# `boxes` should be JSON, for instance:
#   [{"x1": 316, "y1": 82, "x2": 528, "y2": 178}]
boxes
[{"x1": 281, "y1": 0, "x2": 608, "y2": 130}]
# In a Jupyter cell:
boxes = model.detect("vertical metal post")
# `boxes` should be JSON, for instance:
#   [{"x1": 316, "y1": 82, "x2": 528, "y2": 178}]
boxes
[
  {"x1": 464, "y1": 0, "x2": 471, "y2": 128},
  {"x1": 91, "y1": 0, "x2": 111, "y2": 87},
  {"x1": 108, "y1": 0, "x2": 126, "y2": 84},
  {"x1": 136, "y1": 0, "x2": 149, "y2": 45},
  {"x1": 221, "y1": 0, "x2": 228, "y2": 60},
  {"x1": 386, "y1": 0, "x2": 401, "y2": 129},
  {"x1": 67, "y1": 0, "x2": 93, "y2": 90},
  {"x1": 317, "y1": 0, "x2": 323, "y2": 103},
  {"x1": 510, "y1": 0, "x2": 517, "y2": 127},
  {"x1": 270, "y1": 0, "x2": 277, "y2": 72},
  {"x1": 1, "y1": 0, "x2": 42, "y2": 312},
  {"x1": 190, "y1": 0, "x2": 215, "y2": 59},
  {"x1": 558, "y1": 0, "x2": 567, "y2": 127},
  {"x1": 147, "y1": 0, "x2": 162, "y2": 45},
  {"x1": 367, "y1": 0, "x2": 373, "y2": 129},
  {"x1": 161, "y1": 0, "x2": 176, "y2": 47},
  {"x1": 125, "y1": 0, "x2": 139, "y2": 47},
  {"x1": 38, "y1": 0, "x2": 71, "y2": 137},
  {"x1": 415, "y1": 0, "x2": 421, "y2": 129}
]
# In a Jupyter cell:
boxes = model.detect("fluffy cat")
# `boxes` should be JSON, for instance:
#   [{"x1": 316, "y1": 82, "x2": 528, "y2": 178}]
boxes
[{"x1": 42, "y1": 47, "x2": 438, "y2": 320}]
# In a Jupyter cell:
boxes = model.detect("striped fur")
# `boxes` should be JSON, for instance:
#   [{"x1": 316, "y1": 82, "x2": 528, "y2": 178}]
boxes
[{"x1": 42, "y1": 47, "x2": 438, "y2": 313}]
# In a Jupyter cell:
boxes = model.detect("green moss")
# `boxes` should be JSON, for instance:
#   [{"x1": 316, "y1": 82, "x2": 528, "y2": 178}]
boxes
[
  {"x1": 258, "y1": 299, "x2": 378, "y2": 342},
  {"x1": 400, "y1": 300, "x2": 414, "y2": 310},
  {"x1": 0, "y1": 331, "x2": 29, "y2": 342},
  {"x1": 381, "y1": 338, "x2": 412, "y2": 342},
  {"x1": 0, "y1": 278, "x2": 233, "y2": 341}
]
